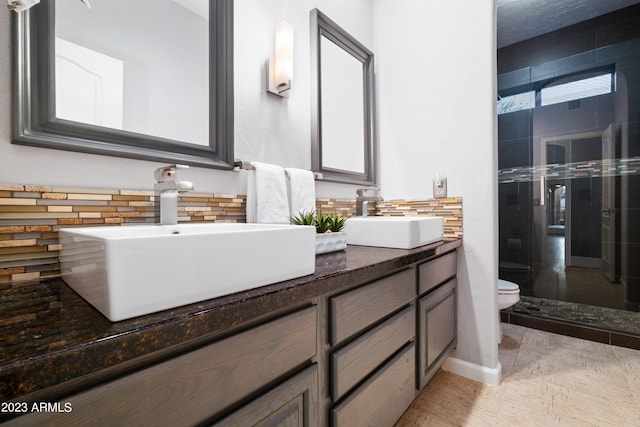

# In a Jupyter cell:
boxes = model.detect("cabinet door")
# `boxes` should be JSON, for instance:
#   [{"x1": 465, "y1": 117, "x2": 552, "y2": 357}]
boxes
[
  {"x1": 216, "y1": 364, "x2": 318, "y2": 427},
  {"x1": 418, "y1": 279, "x2": 456, "y2": 389}
]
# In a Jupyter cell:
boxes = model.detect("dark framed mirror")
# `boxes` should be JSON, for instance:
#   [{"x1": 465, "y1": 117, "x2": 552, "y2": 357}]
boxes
[
  {"x1": 310, "y1": 8, "x2": 376, "y2": 185},
  {"x1": 12, "y1": 0, "x2": 233, "y2": 169}
]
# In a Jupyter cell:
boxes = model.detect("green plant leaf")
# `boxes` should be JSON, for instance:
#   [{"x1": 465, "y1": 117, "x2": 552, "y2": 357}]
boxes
[
  {"x1": 327, "y1": 212, "x2": 346, "y2": 232},
  {"x1": 315, "y1": 211, "x2": 332, "y2": 233},
  {"x1": 290, "y1": 210, "x2": 347, "y2": 233},
  {"x1": 290, "y1": 209, "x2": 316, "y2": 226}
]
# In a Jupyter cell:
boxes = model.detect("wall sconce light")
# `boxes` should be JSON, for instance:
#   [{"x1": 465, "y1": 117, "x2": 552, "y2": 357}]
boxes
[
  {"x1": 267, "y1": 21, "x2": 294, "y2": 98},
  {"x1": 6, "y1": 0, "x2": 90, "y2": 12},
  {"x1": 6, "y1": 0, "x2": 39, "y2": 12}
]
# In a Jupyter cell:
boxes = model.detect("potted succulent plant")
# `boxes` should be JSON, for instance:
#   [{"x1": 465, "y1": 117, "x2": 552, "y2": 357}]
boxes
[{"x1": 291, "y1": 210, "x2": 347, "y2": 254}]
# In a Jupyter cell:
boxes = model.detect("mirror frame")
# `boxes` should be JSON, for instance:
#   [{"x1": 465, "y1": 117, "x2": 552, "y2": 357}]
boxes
[
  {"x1": 310, "y1": 9, "x2": 376, "y2": 185},
  {"x1": 12, "y1": 0, "x2": 234, "y2": 169}
]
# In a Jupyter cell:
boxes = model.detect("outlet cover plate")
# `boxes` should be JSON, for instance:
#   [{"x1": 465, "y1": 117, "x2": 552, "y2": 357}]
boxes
[{"x1": 433, "y1": 178, "x2": 447, "y2": 198}]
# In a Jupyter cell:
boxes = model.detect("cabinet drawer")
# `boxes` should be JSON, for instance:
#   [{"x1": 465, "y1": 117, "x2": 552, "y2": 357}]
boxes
[
  {"x1": 330, "y1": 305, "x2": 415, "y2": 401},
  {"x1": 418, "y1": 251, "x2": 457, "y2": 295},
  {"x1": 331, "y1": 343, "x2": 416, "y2": 427},
  {"x1": 419, "y1": 279, "x2": 457, "y2": 389},
  {"x1": 6, "y1": 306, "x2": 317, "y2": 427},
  {"x1": 216, "y1": 364, "x2": 318, "y2": 427},
  {"x1": 330, "y1": 268, "x2": 415, "y2": 346}
]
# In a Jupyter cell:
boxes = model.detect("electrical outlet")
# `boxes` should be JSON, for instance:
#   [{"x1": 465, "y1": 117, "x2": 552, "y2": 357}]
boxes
[{"x1": 433, "y1": 175, "x2": 447, "y2": 198}]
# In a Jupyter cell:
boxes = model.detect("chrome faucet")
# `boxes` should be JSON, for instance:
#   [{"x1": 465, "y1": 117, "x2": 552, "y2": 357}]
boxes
[
  {"x1": 154, "y1": 164, "x2": 194, "y2": 225},
  {"x1": 362, "y1": 200, "x2": 370, "y2": 218},
  {"x1": 356, "y1": 188, "x2": 382, "y2": 217}
]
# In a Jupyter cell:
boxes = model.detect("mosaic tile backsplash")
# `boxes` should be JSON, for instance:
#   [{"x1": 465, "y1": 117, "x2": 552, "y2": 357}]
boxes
[
  {"x1": 0, "y1": 184, "x2": 462, "y2": 283},
  {"x1": 375, "y1": 198, "x2": 463, "y2": 240}
]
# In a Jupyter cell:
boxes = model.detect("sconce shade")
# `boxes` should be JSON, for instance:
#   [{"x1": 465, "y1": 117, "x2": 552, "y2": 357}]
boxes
[
  {"x1": 6, "y1": 0, "x2": 40, "y2": 12},
  {"x1": 268, "y1": 21, "x2": 294, "y2": 97},
  {"x1": 275, "y1": 21, "x2": 293, "y2": 88}
]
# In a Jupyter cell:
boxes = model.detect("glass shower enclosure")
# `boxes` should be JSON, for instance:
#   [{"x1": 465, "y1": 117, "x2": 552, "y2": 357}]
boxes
[{"x1": 497, "y1": 38, "x2": 640, "y2": 335}]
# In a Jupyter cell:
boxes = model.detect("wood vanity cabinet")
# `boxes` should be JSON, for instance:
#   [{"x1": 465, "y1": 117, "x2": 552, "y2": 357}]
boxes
[
  {"x1": 328, "y1": 268, "x2": 417, "y2": 426},
  {"x1": 326, "y1": 250, "x2": 459, "y2": 426},
  {"x1": 6, "y1": 246, "x2": 459, "y2": 427},
  {"x1": 6, "y1": 306, "x2": 318, "y2": 427},
  {"x1": 417, "y1": 251, "x2": 458, "y2": 389}
]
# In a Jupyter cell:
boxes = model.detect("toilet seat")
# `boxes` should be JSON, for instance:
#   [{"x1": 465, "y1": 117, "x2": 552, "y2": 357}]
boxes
[{"x1": 498, "y1": 279, "x2": 519, "y2": 295}]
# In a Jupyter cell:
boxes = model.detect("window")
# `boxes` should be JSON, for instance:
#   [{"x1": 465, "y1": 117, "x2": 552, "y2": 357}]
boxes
[
  {"x1": 497, "y1": 70, "x2": 614, "y2": 115},
  {"x1": 540, "y1": 73, "x2": 613, "y2": 107},
  {"x1": 497, "y1": 91, "x2": 535, "y2": 115}
]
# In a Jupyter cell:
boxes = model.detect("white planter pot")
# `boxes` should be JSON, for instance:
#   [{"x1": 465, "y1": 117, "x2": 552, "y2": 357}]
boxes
[{"x1": 315, "y1": 231, "x2": 347, "y2": 254}]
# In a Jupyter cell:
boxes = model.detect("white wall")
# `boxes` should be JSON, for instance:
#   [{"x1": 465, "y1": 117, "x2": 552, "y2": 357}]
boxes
[
  {"x1": 373, "y1": 0, "x2": 500, "y2": 378},
  {"x1": 0, "y1": 1, "x2": 372, "y2": 198},
  {"x1": 233, "y1": 0, "x2": 373, "y2": 198}
]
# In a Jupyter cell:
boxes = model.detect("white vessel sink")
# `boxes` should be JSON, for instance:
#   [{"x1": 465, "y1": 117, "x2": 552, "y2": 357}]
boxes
[
  {"x1": 59, "y1": 223, "x2": 316, "y2": 321},
  {"x1": 344, "y1": 216, "x2": 443, "y2": 249}
]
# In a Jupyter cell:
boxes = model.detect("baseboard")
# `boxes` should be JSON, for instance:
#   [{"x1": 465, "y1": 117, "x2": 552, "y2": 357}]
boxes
[{"x1": 441, "y1": 357, "x2": 502, "y2": 385}]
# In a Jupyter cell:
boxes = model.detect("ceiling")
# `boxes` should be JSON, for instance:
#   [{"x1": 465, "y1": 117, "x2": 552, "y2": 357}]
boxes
[{"x1": 497, "y1": 0, "x2": 640, "y2": 48}]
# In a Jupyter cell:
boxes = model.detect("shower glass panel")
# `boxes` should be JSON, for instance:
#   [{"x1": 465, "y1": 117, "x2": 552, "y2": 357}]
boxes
[{"x1": 498, "y1": 38, "x2": 640, "y2": 336}]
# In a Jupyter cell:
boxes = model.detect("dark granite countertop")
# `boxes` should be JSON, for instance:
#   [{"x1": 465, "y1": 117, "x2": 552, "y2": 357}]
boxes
[{"x1": 0, "y1": 239, "x2": 461, "y2": 405}]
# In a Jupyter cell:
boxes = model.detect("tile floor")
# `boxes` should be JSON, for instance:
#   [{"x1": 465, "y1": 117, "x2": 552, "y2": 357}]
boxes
[{"x1": 396, "y1": 323, "x2": 640, "y2": 426}]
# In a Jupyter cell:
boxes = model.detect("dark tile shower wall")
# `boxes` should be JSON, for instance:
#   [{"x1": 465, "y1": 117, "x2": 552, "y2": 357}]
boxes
[
  {"x1": 497, "y1": 4, "x2": 640, "y2": 75},
  {"x1": 498, "y1": 110, "x2": 533, "y2": 291}
]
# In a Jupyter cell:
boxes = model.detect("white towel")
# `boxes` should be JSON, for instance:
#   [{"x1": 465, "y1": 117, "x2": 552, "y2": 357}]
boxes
[
  {"x1": 246, "y1": 162, "x2": 290, "y2": 224},
  {"x1": 284, "y1": 168, "x2": 316, "y2": 218}
]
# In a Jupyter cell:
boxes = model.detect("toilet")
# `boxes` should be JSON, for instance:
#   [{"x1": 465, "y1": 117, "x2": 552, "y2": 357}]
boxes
[
  {"x1": 498, "y1": 279, "x2": 520, "y2": 343},
  {"x1": 498, "y1": 279, "x2": 520, "y2": 310}
]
